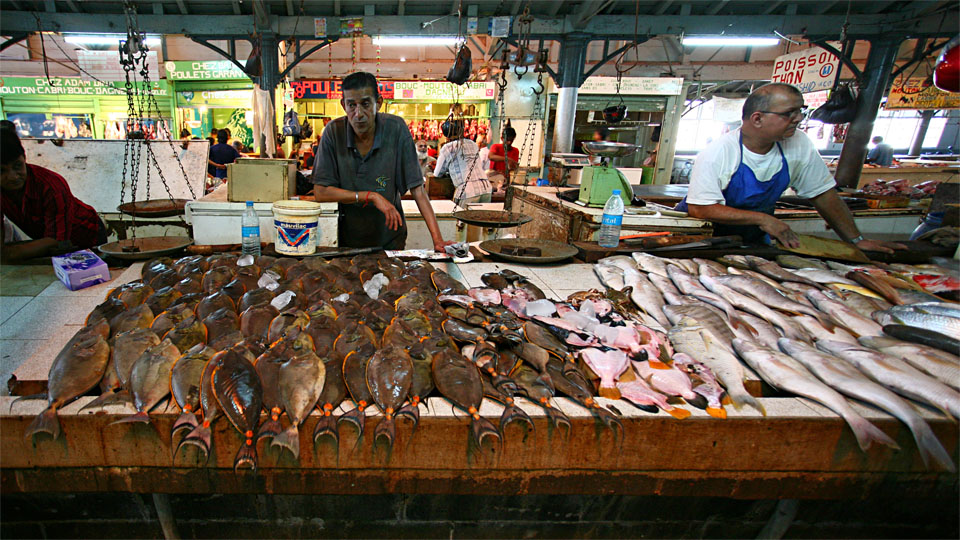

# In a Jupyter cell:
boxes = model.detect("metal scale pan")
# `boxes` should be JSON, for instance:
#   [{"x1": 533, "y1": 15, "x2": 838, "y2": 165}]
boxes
[
  {"x1": 479, "y1": 238, "x2": 578, "y2": 264},
  {"x1": 117, "y1": 199, "x2": 190, "y2": 218},
  {"x1": 98, "y1": 236, "x2": 193, "y2": 261},
  {"x1": 450, "y1": 210, "x2": 532, "y2": 228}
]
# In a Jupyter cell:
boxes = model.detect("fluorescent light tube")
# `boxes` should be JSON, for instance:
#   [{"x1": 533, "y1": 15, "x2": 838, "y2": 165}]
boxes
[
  {"x1": 682, "y1": 36, "x2": 780, "y2": 47},
  {"x1": 63, "y1": 34, "x2": 161, "y2": 46},
  {"x1": 372, "y1": 36, "x2": 463, "y2": 46}
]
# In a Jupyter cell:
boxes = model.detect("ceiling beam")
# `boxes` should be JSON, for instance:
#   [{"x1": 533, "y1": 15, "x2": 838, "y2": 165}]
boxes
[
  {"x1": 286, "y1": 0, "x2": 295, "y2": 17},
  {"x1": 65, "y1": 0, "x2": 81, "y2": 13},
  {"x1": 705, "y1": 1, "x2": 729, "y2": 16},
  {"x1": 653, "y1": 1, "x2": 674, "y2": 15},
  {"x1": 510, "y1": 0, "x2": 523, "y2": 16},
  {"x1": 1, "y1": 12, "x2": 955, "y2": 42},
  {"x1": 761, "y1": 1, "x2": 784, "y2": 15},
  {"x1": 398, "y1": 0, "x2": 405, "y2": 16},
  {"x1": 176, "y1": 0, "x2": 188, "y2": 15},
  {"x1": 232, "y1": 0, "x2": 242, "y2": 16},
  {"x1": 816, "y1": 2, "x2": 838, "y2": 15},
  {"x1": 44, "y1": 0, "x2": 55, "y2": 12}
]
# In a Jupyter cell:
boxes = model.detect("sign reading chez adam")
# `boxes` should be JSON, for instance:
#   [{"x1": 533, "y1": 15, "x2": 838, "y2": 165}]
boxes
[{"x1": 0, "y1": 76, "x2": 168, "y2": 96}]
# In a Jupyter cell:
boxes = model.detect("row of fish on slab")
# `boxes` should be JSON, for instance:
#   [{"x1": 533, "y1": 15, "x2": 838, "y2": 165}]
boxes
[
  {"x1": 589, "y1": 252, "x2": 959, "y2": 472},
  {"x1": 13, "y1": 252, "x2": 649, "y2": 471}
]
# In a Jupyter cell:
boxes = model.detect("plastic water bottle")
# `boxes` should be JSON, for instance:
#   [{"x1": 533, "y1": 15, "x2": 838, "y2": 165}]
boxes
[
  {"x1": 241, "y1": 201, "x2": 261, "y2": 257},
  {"x1": 598, "y1": 190, "x2": 624, "y2": 248}
]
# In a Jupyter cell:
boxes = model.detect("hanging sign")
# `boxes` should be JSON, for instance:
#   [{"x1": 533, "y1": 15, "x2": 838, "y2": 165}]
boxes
[
  {"x1": 78, "y1": 50, "x2": 160, "y2": 82},
  {"x1": 289, "y1": 80, "x2": 395, "y2": 99},
  {"x1": 771, "y1": 45, "x2": 839, "y2": 93},
  {"x1": 885, "y1": 76, "x2": 960, "y2": 109},
  {"x1": 177, "y1": 90, "x2": 253, "y2": 108},
  {"x1": 568, "y1": 77, "x2": 684, "y2": 96},
  {"x1": 314, "y1": 17, "x2": 327, "y2": 38},
  {"x1": 340, "y1": 17, "x2": 363, "y2": 37},
  {"x1": 393, "y1": 81, "x2": 496, "y2": 101},
  {"x1": 0, "y1": 76, "x2": 168, "y2": 96},
  {"x1": 163, "y1": 61, "x2": 248, "y2": 81}
]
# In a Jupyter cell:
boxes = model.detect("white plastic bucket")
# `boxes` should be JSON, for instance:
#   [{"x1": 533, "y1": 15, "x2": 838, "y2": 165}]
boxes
[{"x1": 272, "y1": 200, "x2": 323, "y2": 256}]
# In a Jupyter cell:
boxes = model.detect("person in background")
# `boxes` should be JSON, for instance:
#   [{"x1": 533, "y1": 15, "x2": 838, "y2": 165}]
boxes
[
  {"x1": 1, "y1": 126, "x2": 106, "y2": 261},
  {"x1": 232, "y1": 140, "x2": 244, "y2": 155},
  {"x1": 179, "y1": 128, "x2": 191, "y2": 140},
  {"x1": 487, "y1": 126, "x2": 519, "y2": 190},
  {"x1": 477, "y1": 134, "x2": 491, "y2": 173},
  {"x1": 311, "y1": 71, "x2": 449, "y2": 251},
  {"x1": 589, "y1": 126, "x2": 611, "y2": 164},
  {"x1": 416, "y1": 139, "x2": 436, "y2": 177},
  {"x1": 866, "y1": 136, "x2": 895, "y2": 167},
  {"x1": 675, "y1": 82, "x2": 905, "y2": 254},
  {"x1": 208, "y1": 129, "x2": 239, "y2": 181},
  {"x1": 433, "y1": 119, "x2": 492, "y2": 205},
  {"x1": 207, "y1": 128, "x2": 217, "y2": 145}
]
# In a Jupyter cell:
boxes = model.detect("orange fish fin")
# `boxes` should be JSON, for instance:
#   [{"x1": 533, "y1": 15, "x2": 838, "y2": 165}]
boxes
[
  {"x1": 706, "y1": 406, "x2": 727, "y2": 419},
  {"x1": 666, "y1": 407, "x2": 691, "y2": 420},
  {"x1": 598, "y1": 386, "x2": 622, "y2": 400},
  {"x1": 721, "y1": 395, "x2": 734, "y2": 406},
  {"x1": 648, "y1": 360, "x2": 672, "y2": 370}
]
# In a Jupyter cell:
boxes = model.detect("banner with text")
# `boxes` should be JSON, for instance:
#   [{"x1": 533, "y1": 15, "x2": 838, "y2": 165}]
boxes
[
  {"x1": 0, "y1": 76, "x2": 169, "y2": 97},
  {"x1": 290, "y1": 79, "x2": 395, "y2": 100},
  {"x1": 79, "y1": 50, "x2": 160, "y2": 82},
  {"x1": 885, "y1": 77, "x2": 960, "y2": 109},
  {"x1": 393, "y1": 81, "x2": 496, "y2": 100},
  {"x1": 562, "y1": 77, "x2": 684, "y2": 96},
  {"x1": 771, "y1": 45, "x2": 840, "y2": 93},
  {"x1": 164, "y1": 60, "x2": 248, "y2": 81}
]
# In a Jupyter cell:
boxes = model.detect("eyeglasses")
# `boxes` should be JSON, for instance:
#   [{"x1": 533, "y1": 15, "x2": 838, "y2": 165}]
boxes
[{"x1": 760, "y1": 106, "x2": 809, "y2": 120}]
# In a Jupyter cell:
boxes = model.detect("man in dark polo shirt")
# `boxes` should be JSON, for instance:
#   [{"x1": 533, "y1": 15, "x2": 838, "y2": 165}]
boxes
[
  {"x1": 1, "y1": 126, "x2": 106, "y2": 261},
  {"x1": 311, "y1": 72, "x2": 448, "y2": 251}
]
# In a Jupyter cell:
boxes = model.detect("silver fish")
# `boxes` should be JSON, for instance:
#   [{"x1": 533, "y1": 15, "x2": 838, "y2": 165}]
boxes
[
  {"x1": 805, "y1": 290, "x2": 883, "y2": 337},
  {"x1": 666, "y1": 265, "x2": 709, "y2": 296},
  {"x1": 912, "y1": 302, "x2": 960, "y2": 319},
  {"x1": 597, "y1": 255, "x2": 640, "y2": 273},
  {"x1": 710, "y1": 274, "x2": 831, "y2": 327},
  {"x1": 663, "y1": 304, "x2": 737, "y2": 347},
  {"x1": 649, "y1": 273, "x2": 681, "y2": 297},
  {"x1": 791, "y1": 268, "x2": 857, "y2": 285},
  {"x1": 876, "y1": 307, "x2": 960, "y2": 337},
  {"x1": 623, "y1": 269, "x2": 669, "y2": 328},
  {"x1": 700, "y1": 274, "x2": 808, "y2": 341},
  {"x1": 693, "y1": 258, "x2": 728, "y2": 275},
  {"x1": 793, "y1": 314, "x2": 858, "y2": 344},
  {"x1": 779, "y1": 338, "x2": 952, "y2": 470},
  {"x1": 668, "y1": 318, "x2": 764, "y2": 415},
  {"x1": 734, "y1": 339, "x2": 897, "y2": 452},
  {"x1": 726, "y1": 266, "x2": 784, "y2": 290},
  {"x1": 776, "y1": 254, "x2": 829, "y2": 270},
  {"x1": 666, "y1": 258, "x2": 699, "y2": 274},
  {"x1": 631, "y1": 252, "x2": 670, "y2": 278},
  {"x1": 594, "y1": 263, "x2": 626, "y2": 291},
  {"x1": 744, "y1": 255, "x2": 823, "y2": 289},
  {"x1": 816, "y1": 340, "x2": 960, "y2": 420},
  {"x1": 824, "y1": 289, "x2": 891, "y2": 320},
  {"x1": 859, "y1": 336, "x2": 960, "y2": 391},
  {"x1": 731, "y1": 311, "x2": 781, "y2": 350}
]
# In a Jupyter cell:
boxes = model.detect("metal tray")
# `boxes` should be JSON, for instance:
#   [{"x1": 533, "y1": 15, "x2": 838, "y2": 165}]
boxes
[
  {"x1": 480, "y1": 238, "x2": 578, "y2": 264},
  {"x1": 117, "y1": 199, "x2": 190, "y2": 218},
  {"x1": 452, "y1": 210, "x2": 532, "y2": 228},
  {"x1": 98, "y1": 236, "x2": 193, "y2": 261}
]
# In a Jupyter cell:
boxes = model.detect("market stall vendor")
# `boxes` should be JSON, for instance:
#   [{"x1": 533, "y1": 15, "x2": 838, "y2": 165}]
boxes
[
  {"x1": 311, "y1": 72, "x2": 449, "y2": 251},
  {"x1": 0, "y1": 126, "x2": 106, "y2": 261},
  {"x1": 676, "y1": 83, "x2": 905, "y2": 254},
  {"x1": 433, "y1": 119, "x2": 492, "y2": 205}
]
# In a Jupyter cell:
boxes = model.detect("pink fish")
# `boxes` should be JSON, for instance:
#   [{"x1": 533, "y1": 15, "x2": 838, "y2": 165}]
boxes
[
  {"x1": 467, "y1": 288, "x2": 502, "y2": 305},
  {"x1": 633, "y1": 359, "x2": 697, "y2": 402},
  {"x1": 580, "y1": 348, "x2": 629, "y2": 399},
  {"x1": 617, "y1": 377, "x2": 691, "y2": 419},
  {"x1": 672, "y1": 352, "x2": 727, "y2": 418}
]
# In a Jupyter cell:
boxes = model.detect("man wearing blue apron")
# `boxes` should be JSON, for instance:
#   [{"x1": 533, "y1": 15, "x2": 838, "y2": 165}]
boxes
[
  {"x1": 677, "y1": 83, "x2": 905, "y2": 254},
  {"x1": 312, "y1": 72, "x2": 449, "y2": 251}
]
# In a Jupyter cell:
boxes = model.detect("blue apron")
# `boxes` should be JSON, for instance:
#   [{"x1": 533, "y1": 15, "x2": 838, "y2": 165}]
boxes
[{"x1": 676, "y1": 134, "x2": 791, "y2": 244}]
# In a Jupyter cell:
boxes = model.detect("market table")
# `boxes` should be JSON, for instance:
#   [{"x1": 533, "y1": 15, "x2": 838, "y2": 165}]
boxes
[{"x1": 1, "y1": 261, "x2": 956, "y2": 501}]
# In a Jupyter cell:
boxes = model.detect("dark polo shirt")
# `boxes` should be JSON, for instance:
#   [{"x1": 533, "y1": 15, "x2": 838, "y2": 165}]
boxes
[{"x1": 311, "y1": 113, "x2": 422, "y2": 249}]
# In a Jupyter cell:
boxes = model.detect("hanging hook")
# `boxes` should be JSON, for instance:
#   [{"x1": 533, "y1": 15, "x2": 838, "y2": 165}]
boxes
[
  {"x1": 532, "y1": 72, "x2": 545, "y2": 96},
  {"x1": 514, "y1": 62, "x2": 528, "y2": 80}
]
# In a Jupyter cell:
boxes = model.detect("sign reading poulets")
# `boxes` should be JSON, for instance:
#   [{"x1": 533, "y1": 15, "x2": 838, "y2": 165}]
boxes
[
  {"x1": 885, "y1": 76, "x2": 960, "y2": 110},
  {"x1": 771, "y1": 46, "x2": 840, "y2": 93},
  {"x1": 289, "y1": 80, "x2": 395, "y2": 99}
]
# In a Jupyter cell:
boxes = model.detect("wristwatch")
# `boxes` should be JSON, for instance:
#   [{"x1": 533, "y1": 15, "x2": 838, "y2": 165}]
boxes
[{"x1": 848, "y1": 234, "x2": 865, "y2": 244}]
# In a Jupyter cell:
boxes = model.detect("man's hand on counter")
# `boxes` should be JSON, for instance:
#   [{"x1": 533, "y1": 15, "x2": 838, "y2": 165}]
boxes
[
  {"x1": 436, "y1": 239, "x2": 456, "y2": 253},
  {"x1": 370, "y1": 192, "x2": 403, "y2": 231},
  {"x1": 760, "y1": 215, "x2": 801, "y2": 249},
  {"x1": 854, "y1": 238, "x2": 908, "y2": 254}
]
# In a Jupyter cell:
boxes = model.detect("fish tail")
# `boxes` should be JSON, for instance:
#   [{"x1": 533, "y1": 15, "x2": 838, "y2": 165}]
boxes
[
  {"x1": 535, "y1": 372, "x2": 555, "y2": 394},
  {"x1": 337, "y1": 406, "x2": 366, "y2": 442},
  {"x1": 25, "y1": 407, "x2": 61, "y2": 440},
  {"x1": 396, "y1": 400, "x2": 421, "y2": 439},
  {"x1": 729, "y1": 389, "x2": 766, "y2": 416},
  {"x1": 598, "y1": 384, "x2": 622, "y2": 400},
  {"x1": 10, "y1": 393, "x2": 48, "y2": 413},
  {"x1": 705, "y1": 406, "x2": 727, "y2": 419},
  {"x1": 257, "y1": 418, "x2": 283, "y2": 441},
  {"x1": 178, "y1": 424, "x2": 212, "y2": 462},
  {"x1": 79, "y1": 389, "x2": 129, "y2": 412},
  {"x1": 373, "y1": 416, "x2": 396, "y2": 456},
  {"x1": 846, "y1": 414, "x2": 899, "y2": 452},
  {"x1": 234, "y1": 440, "x2": 258, "y2": 473},
  {"x1": 499, "y1": 403, "x2": 534, "y2": 437},
  {"x1": 171, "y1": 410, "x2": 198, "y2": 438},
  {"x1": 545, "y1": 405, "x2": 571, "y2": 435},
  {"x1": 665, "y1": 406, "x2": 691, "y2": 420},
  {"x1": 271, "y1": 423, "x2": 301, "y2": 460},
  {"x1": 109, "y1": 411, "x2": 151, "y2": 426},
  {"x1": 312, "y1": 413, "x2": 340, "y2": 447},
  {"x1": 908, "y1": 419, "x2": 956, "y2": 472},
  {"x1": 470, "y1": 415, "x2": 501, "y2": 451}
]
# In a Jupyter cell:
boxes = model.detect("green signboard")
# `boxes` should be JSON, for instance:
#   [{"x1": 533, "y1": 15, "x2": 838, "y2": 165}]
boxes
[
  {"x1": 0, "y1": 76, "x2": 169, "y2": 97},
  {"x1": 164, "y1": 60, "x2": 248, "y2": 81}
]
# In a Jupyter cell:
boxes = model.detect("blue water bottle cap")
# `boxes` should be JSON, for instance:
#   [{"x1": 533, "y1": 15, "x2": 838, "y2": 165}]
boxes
[
  {"x1": 612, "y1": 190, "x2": 621, "y2": 196},
  {"x1": 246, "y1": 201, "x2": 253, "y2": 206}
]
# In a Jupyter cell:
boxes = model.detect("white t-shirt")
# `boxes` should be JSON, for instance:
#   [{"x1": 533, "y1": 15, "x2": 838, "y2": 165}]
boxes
[
  {"x1": 478, "y1": 146, "x2": 490, "y2": 171},
  {"x1": 686, "y1": 128, "x2": 835, "y2": 206}
]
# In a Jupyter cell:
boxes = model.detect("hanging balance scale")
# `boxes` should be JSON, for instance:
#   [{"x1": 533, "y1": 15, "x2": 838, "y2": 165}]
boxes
[
  {"x1": 576, "y1": 141, "x2": 640, "y2": 207},
  {"x1": 100, "y1": 13, "x2": 194, "y2": 260}
]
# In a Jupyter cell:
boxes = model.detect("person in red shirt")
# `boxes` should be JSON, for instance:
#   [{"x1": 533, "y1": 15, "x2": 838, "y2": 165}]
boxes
[
  {"x1": 487, "y1": 126, "x2": 519, "y2": 191},
  {"x1": 1, "y1": 126, "x2": 106, "y2": 261}
]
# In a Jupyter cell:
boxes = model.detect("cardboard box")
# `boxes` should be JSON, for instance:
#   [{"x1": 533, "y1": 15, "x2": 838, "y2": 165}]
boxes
[
  {"x1": 227, "y1": 158, "x2": 298, "y2": 202},
  {"x1": 52, "y1": 250, "x2": 110, "y2": 291}
]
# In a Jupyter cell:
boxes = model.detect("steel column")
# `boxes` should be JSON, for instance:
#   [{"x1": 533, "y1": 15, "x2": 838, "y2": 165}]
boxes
[
  {"x1": 554, "y1": 87, "x2": 579, "y2": 153},
  {"x1": 834, "y1": 37, "x2": 902, "y2": 189},
  {"x1": 909, "y1": 110, "x2": 936, "y2": 156}
]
